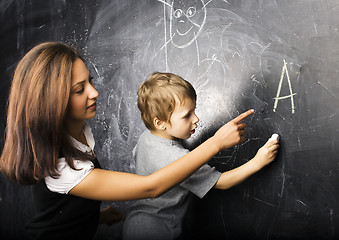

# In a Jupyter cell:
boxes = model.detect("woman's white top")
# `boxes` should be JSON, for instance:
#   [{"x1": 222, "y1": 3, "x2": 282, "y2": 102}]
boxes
[{"x1": 45, "y1": 123, "x2": 96, "y2": 194}]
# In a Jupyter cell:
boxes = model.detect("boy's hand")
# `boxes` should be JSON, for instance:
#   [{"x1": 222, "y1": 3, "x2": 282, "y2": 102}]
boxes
[
  {"x1": 253, "y1": 138, "x2": 280, "y2": 169},
  {"x1": 214, "y1": 109, "x2": 254, "y2": 150},
  {"x1": 99, "y1": 206, "x2": 125, "y2": 225}
]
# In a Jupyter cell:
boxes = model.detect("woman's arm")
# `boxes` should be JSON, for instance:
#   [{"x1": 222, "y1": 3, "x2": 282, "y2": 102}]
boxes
[
  {"x1": 70, "y1": 109, "x2": 254, "y2": 201},
  {"x1": 214, "y1": 138, "x2": 279, "y2": 190}
]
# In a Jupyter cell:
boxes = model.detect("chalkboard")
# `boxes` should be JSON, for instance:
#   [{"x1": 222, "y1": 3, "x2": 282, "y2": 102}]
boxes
[{"x1": 1, "y1": 0, "x2": 339, "y2": 239}]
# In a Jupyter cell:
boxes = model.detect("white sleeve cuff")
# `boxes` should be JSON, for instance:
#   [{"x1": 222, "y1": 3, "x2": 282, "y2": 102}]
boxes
[{"x1": 45, "y1": 158, "x2": 94, "y2": 194}]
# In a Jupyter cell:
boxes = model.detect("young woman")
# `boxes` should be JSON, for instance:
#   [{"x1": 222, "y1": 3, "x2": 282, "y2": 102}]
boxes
[{"x1": 0, "y1": 42, "x2": 254, "y2": 239}]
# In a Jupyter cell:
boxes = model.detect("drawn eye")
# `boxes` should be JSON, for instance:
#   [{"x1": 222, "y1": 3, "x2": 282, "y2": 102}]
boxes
[
  {"x1": 173, "y1": 9, "x2": 183, "y2": 18},
  {"x1": 186, "y1": 7, "x2": 196, "y2": 17}
]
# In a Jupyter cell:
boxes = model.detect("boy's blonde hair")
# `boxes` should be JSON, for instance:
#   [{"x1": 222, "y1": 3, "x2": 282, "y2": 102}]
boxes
[{"x1": 138, "y1": 72, "x2": 196, "y2": 131}]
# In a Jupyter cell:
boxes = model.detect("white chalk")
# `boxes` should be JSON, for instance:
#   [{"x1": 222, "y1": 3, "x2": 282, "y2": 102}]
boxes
[{"x1": 270, "y1": 133, "x2": 280, "y2": 141}]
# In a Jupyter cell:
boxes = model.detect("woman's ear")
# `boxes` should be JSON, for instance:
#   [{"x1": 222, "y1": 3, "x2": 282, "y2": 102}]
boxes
[{"x1": 153, "y1": 118, "x2": 166, "y2": 130}]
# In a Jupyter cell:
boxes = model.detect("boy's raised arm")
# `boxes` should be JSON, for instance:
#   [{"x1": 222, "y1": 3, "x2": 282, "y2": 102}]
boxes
[
  {"x1": 214, "y1": 137, "x2": 280, "y2": 190},
  {"x1": 70, "y1": 110, "x2": 255, "y2": 201}
]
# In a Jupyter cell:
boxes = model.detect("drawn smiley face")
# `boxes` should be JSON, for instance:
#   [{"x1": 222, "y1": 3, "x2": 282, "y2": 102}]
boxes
[{"x1": 169, "y1": 0, "x2": 206, "y2": 48}]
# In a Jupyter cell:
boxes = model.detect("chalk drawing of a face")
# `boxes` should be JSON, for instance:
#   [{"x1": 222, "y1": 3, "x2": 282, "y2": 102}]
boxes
[{"x1": 169, "y1": 0, "x2": 207, "y2": 48}]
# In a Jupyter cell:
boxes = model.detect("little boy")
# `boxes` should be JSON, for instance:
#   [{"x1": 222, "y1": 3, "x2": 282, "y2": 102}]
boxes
[{"x1": 122, "y1": 72, "x2": 279, "y2": 240}]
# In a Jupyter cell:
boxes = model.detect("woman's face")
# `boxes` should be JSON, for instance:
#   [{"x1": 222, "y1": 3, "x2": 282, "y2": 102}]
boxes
[{"x1": 67, "y1": 58, "x2": 99, "y2": 123}]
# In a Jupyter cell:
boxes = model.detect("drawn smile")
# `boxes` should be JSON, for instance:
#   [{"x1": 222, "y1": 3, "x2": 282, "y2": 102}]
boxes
[{"x1": 176, "y1": 26, "x2": 193, "y2": 36}]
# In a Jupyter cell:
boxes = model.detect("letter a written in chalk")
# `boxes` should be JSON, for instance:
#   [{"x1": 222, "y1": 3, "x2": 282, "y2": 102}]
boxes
[{"x1": 273, "y1": 59, "x2": 296, "y2": 114}]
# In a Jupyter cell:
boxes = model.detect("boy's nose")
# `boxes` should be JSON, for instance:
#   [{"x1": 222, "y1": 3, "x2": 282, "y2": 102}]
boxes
[{"x1": 193, "y1": 114, "x2": 199, "y2": 124}]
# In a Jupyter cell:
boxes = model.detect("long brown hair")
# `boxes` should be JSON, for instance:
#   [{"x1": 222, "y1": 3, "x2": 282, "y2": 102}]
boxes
[{"x1": 0, "y1": 42, "x2": 93, "y2": 185}]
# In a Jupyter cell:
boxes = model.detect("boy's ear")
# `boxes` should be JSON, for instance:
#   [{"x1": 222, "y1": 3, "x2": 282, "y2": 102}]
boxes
[{"x1": 153, "y1": 118, "x2": 166, "y2": 130}]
